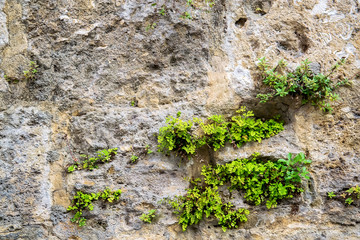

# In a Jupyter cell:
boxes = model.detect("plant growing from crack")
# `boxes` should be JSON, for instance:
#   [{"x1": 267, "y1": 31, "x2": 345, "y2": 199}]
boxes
[
  {"x1": 131, "y1": 155, "x2": 139, "y2": 163},
  {"x1": 256, "y1": 57, "x2": 351, "y2": 113},
  {"x1": 67, "y1": 148, "x2": 118, "y2": 173},
  {"x1": 140, "y1": 209, "x2": 157, "y2": 223},
  {"x1": 157, "y1": 107, "x2": 284, "y2": 159},
  {"x1": 5, "y1": 61, "x2": 39, "y2": 83},
  {"x1": 145, "y1": 144, "x2": 153, "y2": 154},
  {"x1": 165, "y1": 179, "x2": 249, "y2": 232},
  {"x1": 128, "y1": 145, "x2": 154, "y2": 164},
  {"x1": 202, "y1": 152, "x2": 311, "y2": 209},
  {"x1": 67, "y1": 188, "x2": 122, "y2": 227},
  {"x1": 164, "y1": 152, "x2": 311, "y2": 231},
  {"x1": 146, "y1": 0, "x2": 216, "y2": 31},
  {"x1": 328, "y1": 185, "x2": 360, "y2": 206},
  {"x1": 327, "y1": 191, "x2": 336, "y2": 199}
]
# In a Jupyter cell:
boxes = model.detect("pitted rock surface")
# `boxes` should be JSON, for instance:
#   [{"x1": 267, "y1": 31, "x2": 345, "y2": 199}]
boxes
[{"x1": 0, "y1": 0, "x2": 359, "y2": 239}]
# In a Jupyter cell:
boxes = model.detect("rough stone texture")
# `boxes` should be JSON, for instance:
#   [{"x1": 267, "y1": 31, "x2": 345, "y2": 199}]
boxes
[{"x1": 0, "y1": 0, "x2": 359, "y2": 239}]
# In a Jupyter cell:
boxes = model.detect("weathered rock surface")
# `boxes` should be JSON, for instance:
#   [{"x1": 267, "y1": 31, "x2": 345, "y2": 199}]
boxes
[{"x1": 0, "y1": 0, "x2": 359, "y2": 239}]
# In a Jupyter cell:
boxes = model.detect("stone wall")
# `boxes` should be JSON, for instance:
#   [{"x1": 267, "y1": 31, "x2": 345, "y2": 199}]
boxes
[{"x1": 0, "y1": 0, "x2": 359, "y2": 239}]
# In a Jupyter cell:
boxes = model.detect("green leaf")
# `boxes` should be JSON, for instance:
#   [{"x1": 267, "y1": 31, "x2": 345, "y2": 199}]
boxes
[
  {"x1": 345, "y1": 198, "x2": 353, "y2": 205},
  {"x1": 327, "y1": 192, "x2": 336, "y2": 199},
  {"x1": 68, "y1": 165, "x2": 76, "y2": 173}
]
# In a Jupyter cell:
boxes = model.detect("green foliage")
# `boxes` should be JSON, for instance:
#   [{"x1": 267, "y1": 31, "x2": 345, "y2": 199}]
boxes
[
  {"x1": 201, "y1": 106, "x2": 284, "y2": 151},
  {"x1": 159, "y1": 5, "x2": 166, "y2": 16},
  {"x1": 23, "y1": 61, "x2": 39, "y2": 80},
  {"x1": 67, "y1": 148, "x2": 117, "y2": 173},
  {"x1": 5, "y1": 61, "x2": 39, "y2": 83},
  {"x1": 278, "y1": 152, "x2": 312, "y2": 183},
  {"x1": 127, "y1": 145, "x2": 153, "y2": 164},
  {"x1": 186, "y1": 0, "x2": 194, "y2": 6},
  {"x1": 198, "y1": 114, "x2": 228, "y2": 151},
  {"x1": 131, "y1": 155, "x2": 139, "y2": 163},
  {"x1": 147, "y1": 1, "x2": 216, "y2": 31},
  {"x1": 205, "y1": 0, "x2": 216, "y2": 7},
  {"x1": 327, "y1": 192, "x2": 336, "y2": 199},
  {"x1": 157, "y1": 107, "x2": 284, "y2": 158},
  {"x1": 202, "y1": 152, "x2": 311, "y2": 209},
  {"x1": 328, "y1": 186, "x2": 360, "y2": 206},
  {"x1": 345, "y1": 198, "x2": 353, "y2": 205},
  {"x1": 101, "y1": 187, "x2": 122, "y2": 203},
  {"x1": 157, "y1": 112, "x2": 204, "y2": 158},
  {"x1": 180, "y1": 11, "x2": 192, "y2": 19},
  {"x1": 140, "y1": 209, "x2": 157, "y2": 223},
  {"x1": 167, "y1": 180, "x2": 249, "y2": 232},
  {"x1": 257, "y1": 57, "x2": 350, "y2": 113},
  {"x1": 145, "y1": 145, "x2": 153, "y2": 154},
  {"x1": 67, "y1": 188, "x2": 122, "y2": 227},
  {"x1": 346, "y1": 185, "x2": 360, "y2": 199},
  {"x1": 145, "y1": 22, "x2": 157, "y2": 31},
  {"x1": 165, "y1": 152, "x2": 310, "y2": 231},
  {"x1": 343, "y1": 186, "x2": 359, "y2": 206}
]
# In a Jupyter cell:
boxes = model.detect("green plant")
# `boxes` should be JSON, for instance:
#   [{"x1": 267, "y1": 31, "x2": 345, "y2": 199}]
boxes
[
  {"x1": 23, "y1": 61, "x2": 39, "y2": 80},
  {"x1": 328, "y1": 186, "x2": 359, "y2": 206},
  {"x1": 140, "y1": 209, "x2": 157, "y2": 223},
  {"x1": 343, "y1": 186, "x2": 360, "y2": 205},
  {"x1": 131, "y1": 155, "x2": 139, "y2": 163},
  {"x1": 157, "y1": 111, "x2": 204, "y2": 158},
  {"x1": 159, "y1": 5, "x2": 166, "y2": 15},
  {"x1": 202, "y1": 152, "x2": 311, "y2": 209},
  {"x1": 197, "y1": 114, "x2": 228, "y2": 151},
  {"x1": 167, "y1": 179, "x2": 249, "y2": 232},
  {"x1": 5, "y1": 61, "x2": 39, "y2": 83},
  {"x1": 257, "y1": 58, "x2": 350, "y2": 113},
  {"x1": 146, "y1": 1, "x2": 216, "y2": 31},
  {"x1": 186, "y1": 0, "x2": 194, "y2": 7},
  {"x1": 101, "y1": 187, "x2": 122, "y2": 203},
  {"x1": 145, "y1": 145, "x2": 153, "y2": 154},
  {"x1": 67, "y1": 188, "x2": 122, "y2": 227},
  {"x1": 165, "y1": 152, "x2": 310, "y2": 231},
  {"x1": 345, "y1": 198, "x2": 353, "y2": 205},
  {"x1": 67, "y1": 148, "x2": 118, "y2": 173},
  {"x1": 145, "y1": 22, "x2": 157, "y2": 31},
  {"x1": 206, "y1": 0, "x2": 215, "y2": 7},
  {"x1": 254, "y1": 7, "x2": 266, "y2": 15},
  {"x1": 4, "y1": 75, "x2": 20, "y2": 83},
  {"x1": 200, "y1": 106, "x2": 284, "y2": 151},
  {"x1": 157, "y1": 107, "x2": 284, "y2": 158},
  {"x1": 278, "y1": 152, "x2": 312, "y2": 182},
  {"x1": 180, "y1": 11, "x2": 192, "y2": 19},
  {"x1": 127, "y1": 145, "x2": 154, "y2": 164},
  {"x1": 346, "y1": 185, "x2": 360, "y2": 197},
  {"x1": 327, "y1": 191, "x2": 336, "y2": 199}
]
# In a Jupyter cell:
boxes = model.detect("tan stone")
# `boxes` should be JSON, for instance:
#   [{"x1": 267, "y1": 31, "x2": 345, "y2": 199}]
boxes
[
  {"x1": 53, "y1": 189, "x2": 70, "y2": 208},
  {"x1": 1, "y1": 1, "x2": 28, "y2": 77},
  {"x1": 50, "y1": 172, "x2": 63, "y2": 191}
]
